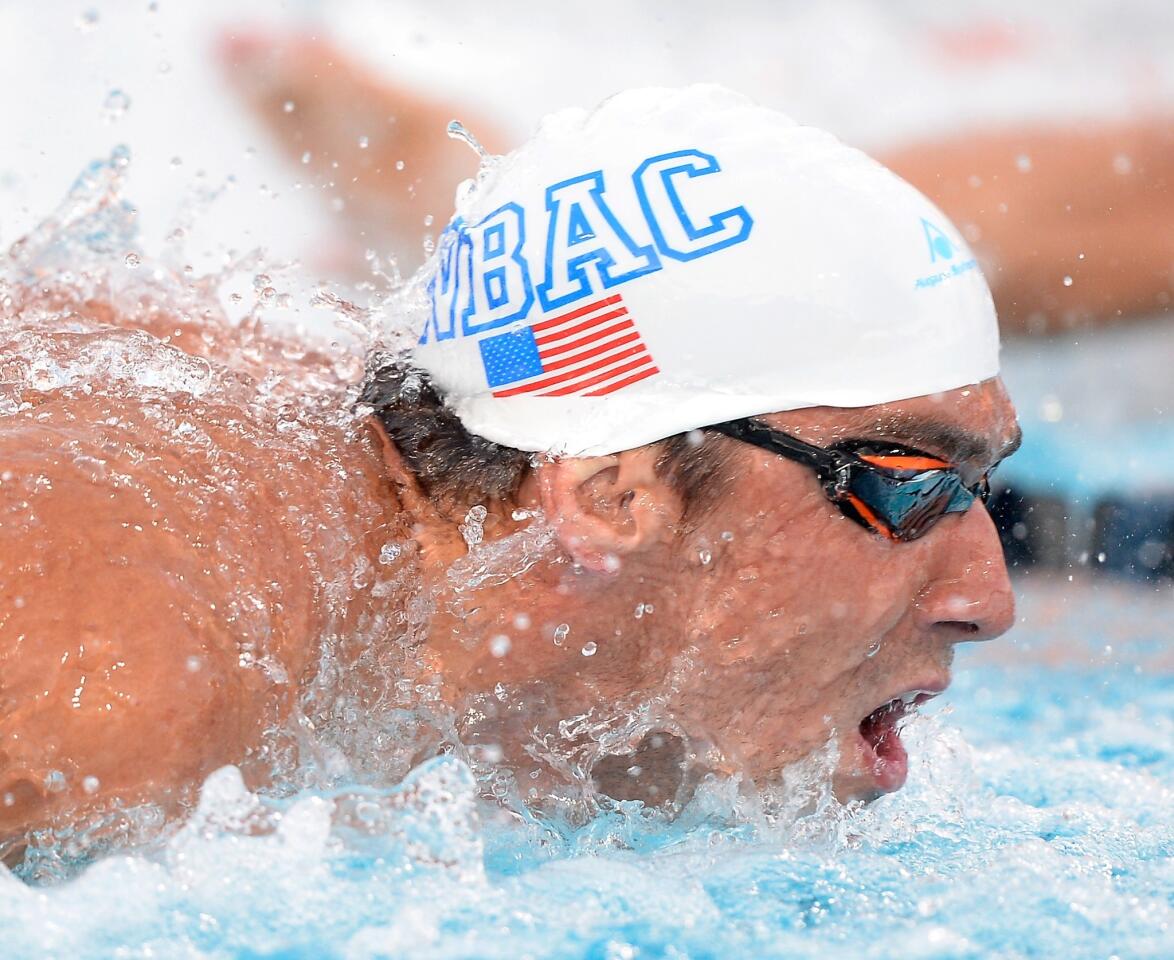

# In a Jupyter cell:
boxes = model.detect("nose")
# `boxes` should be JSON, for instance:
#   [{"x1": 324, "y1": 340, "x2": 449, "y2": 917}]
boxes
[{"x1": 914, "y1": 503, "x2": 1016, "y2": 642}]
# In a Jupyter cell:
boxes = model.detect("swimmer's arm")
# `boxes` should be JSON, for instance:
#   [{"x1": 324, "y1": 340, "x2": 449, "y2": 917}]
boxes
[
  {"x1": 0, "y1": 400, "x2": 256, "y2": 849},
  {"x1": 880, "y1": 120, "x2": 1174, "y2": 334},
  {"x1": 218, "y1": 32, "x2": 506, "y2": 271}
]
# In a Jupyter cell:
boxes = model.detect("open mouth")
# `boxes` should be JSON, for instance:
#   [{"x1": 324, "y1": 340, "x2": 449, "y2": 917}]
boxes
[{"x1": 856, "y1": 691, "x2": 937, "y2": 793}]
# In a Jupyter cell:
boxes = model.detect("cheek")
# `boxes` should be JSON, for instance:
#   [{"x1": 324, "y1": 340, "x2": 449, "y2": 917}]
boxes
[{"x1": 686, "y1": 503, "x2": 924, "y2": 668}]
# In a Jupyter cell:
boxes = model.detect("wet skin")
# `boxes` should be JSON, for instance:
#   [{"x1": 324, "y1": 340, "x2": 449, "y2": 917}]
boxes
[{"x1": 0, "y1": 304, "x2": 1019, "y2": 856}]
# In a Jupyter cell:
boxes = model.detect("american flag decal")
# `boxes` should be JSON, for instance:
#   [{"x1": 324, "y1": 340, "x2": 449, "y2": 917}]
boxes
[{"x1": 478, "y1": 294, "x2": 659, "y2": 397}]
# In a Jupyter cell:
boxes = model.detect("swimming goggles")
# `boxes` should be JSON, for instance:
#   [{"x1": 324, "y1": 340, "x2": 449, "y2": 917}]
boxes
[{"x1": 704, "y1": 418, "x2": 992, "y2": 542}]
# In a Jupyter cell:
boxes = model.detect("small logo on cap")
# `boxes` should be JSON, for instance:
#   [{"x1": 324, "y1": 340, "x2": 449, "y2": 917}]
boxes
[{"x1": 922, "y1": 218, "x2": 956, "y2": 262}]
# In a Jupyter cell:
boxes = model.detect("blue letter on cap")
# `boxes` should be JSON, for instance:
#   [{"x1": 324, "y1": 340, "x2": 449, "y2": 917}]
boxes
[
  {"x1": 537, "y1": 171, "x2": 661, "y2": 311},
  {"x1": 633, "y1": 149, "x2": 753, "y2": 262}
]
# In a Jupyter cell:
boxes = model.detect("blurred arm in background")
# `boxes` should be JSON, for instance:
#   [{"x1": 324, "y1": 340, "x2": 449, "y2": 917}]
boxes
[
  {"x1": 880, "y1": 122, "x2": 1174, "y2": 335},
  {"x1": 220, "y1": 34, "x2": 1172, "y2": 336}
]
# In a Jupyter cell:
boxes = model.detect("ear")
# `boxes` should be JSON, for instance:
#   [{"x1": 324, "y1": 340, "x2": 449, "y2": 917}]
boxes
[
  {"x1": 364, "y1": 417, "x2": 467, "y2": 564},
  {"x1": 534, "y1": 447, "x2": 683, "y2": 573}
]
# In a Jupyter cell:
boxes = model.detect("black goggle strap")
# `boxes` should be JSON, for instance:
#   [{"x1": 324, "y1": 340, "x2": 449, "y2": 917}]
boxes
[{"x1": 705, "y1": 418, "x2": 832, "y2": 474}]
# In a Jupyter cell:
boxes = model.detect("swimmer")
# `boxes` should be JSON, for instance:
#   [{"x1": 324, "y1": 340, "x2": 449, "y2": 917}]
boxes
[{"x1": 1, "y1": 86, "x2": 1019, "y2": 866}]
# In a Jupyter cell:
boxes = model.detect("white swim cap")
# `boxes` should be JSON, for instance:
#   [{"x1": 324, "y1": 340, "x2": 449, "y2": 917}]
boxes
[{"x1": 411, "y1": 85, "x2": 999, "y2": 456}]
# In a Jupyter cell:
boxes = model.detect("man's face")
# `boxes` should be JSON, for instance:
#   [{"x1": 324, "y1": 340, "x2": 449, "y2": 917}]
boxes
[{"x1": 652, "y1": 378, "x2": 1019, "y2": 801}]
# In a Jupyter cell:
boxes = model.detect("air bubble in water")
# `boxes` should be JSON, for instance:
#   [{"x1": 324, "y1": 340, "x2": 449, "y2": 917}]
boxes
[
  {"x1": 102, "y1": 89, "x2": 131, "y2": 123},
  {"x1": 82, "y1": 776, "x2": 101, "y2": 794},
  {"x1": 489, "y1": 635, "x2": 511, "y2": 657},
  {"x1": 282, "y1": 100, "x2": 295, "y2": 114},
  {"x1": 301, "y1": 151, "x2": 312, "y2": 164},
  {"x1": 1062, "y1": 275, "x2": 1074, "y2": 287},
  {"x1": 699, "y1": 549, "x2": 713, "y2": 565},
  {"x1": 866, "y1": 639, "x2": 882, "y2": 658},
  {"x1": 1015, "y1": 154, "x2": 1032, "y2": 173},
  {"x1": 581, "y1": 642, "x2": 598, "y2": 657},
  {"x1": 395, "y1": 160, "x2": 405, "y2": 171},
  {"x1": 379, "y1": 543, "x2": 402, "y2": 565},
  {"x1": 357, "y1": 136, "x2": 369, "y2": 149},
  {"x1": 552, "y1": 623, "x2": 570, "y2": 646},
  {"x1": 1112, "y1": 154, "x2": 1133, "y2": 175},
  {"x1": 124, "y1": 252, "x2": 141, "y2": 269},
  {"x1": 75, "y1": 8, "x2": 99, "y2": 31}
]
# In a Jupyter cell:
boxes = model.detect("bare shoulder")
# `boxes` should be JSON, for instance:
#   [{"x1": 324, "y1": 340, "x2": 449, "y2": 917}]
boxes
[{"x1": 0, "y1": 329, "x2": 397, "y2": 850}]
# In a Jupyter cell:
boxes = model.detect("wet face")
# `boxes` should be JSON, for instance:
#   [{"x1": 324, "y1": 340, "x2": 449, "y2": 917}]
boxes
[{"x1": 650, "y1": 379, "x2": 1020, "y2": 801}]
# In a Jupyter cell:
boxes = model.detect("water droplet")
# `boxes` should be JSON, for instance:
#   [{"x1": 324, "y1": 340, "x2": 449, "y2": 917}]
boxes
[
  {"x1": 357, "y1": 135, "x2": 369, "y2": 149},
  {"x1": 1062, "y1": 275, "x2": 1074, "y2": 287},
  {"x1": 581, "y1": 641, "x2": 598, "y2": 657},
  {"x1": 102, "y1": 88, "x2": 131, "y2": 123},
  {"x1": 124, "y1": 252, "x2": 141, "y2": 269},
  {"x1": 1015, "y1": 154, "x2": 1032, "y2": 173},
  {"x1": 446, "y1": 119, "x2": 489, "y2": 159},
  {"x1": 489, "y1": 635, "x2": 511, "y2": 657},
  {"x1": 282, "y1": 100, "x2": 295, "y2": 114}
]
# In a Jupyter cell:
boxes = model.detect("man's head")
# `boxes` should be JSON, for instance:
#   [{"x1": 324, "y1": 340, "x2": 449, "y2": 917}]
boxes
[{"x1": 365, "y1": 85, "x2": 1018, "y2": 804}]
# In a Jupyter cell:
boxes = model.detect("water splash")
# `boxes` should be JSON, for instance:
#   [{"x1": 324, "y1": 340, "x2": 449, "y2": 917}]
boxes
[{"x1": 445, "y1": 119, "x2": 490, "y2": 161}]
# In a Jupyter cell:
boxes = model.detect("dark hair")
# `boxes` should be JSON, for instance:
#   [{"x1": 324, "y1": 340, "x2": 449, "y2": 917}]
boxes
[{"x1": 359, "y1": 357, "x2": 732, "y2": 518}]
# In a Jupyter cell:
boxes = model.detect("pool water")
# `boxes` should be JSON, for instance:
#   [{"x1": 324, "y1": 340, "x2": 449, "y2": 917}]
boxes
[{"x1": 2, "y1": 573, "x2": 1169, "y2": 959}]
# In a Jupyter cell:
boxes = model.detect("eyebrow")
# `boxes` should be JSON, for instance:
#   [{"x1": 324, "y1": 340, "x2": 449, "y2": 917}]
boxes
[{"x1": 865, "y1": 417, "x2": 1023, "y2": 466}]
